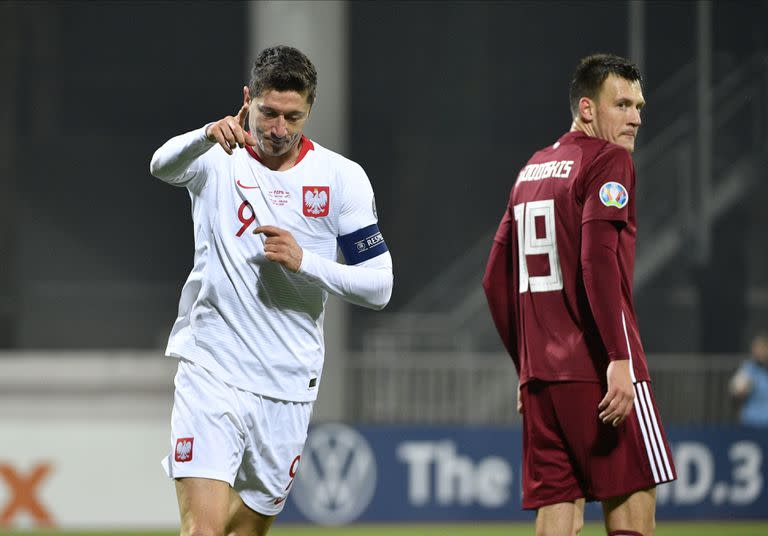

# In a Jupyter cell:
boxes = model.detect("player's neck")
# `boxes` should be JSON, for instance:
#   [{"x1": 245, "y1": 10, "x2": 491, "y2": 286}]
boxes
[
  {"x1": 570, "y1": 119, "x2": 597, "y2": 139},
  {"x1": 255, "y1": 138, "x2": 303, "y2": 172}
]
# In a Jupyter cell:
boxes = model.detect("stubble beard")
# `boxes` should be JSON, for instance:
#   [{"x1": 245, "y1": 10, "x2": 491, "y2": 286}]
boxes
[{"x1": 256, "y1": 130, "x2": 300, "y2": 157}]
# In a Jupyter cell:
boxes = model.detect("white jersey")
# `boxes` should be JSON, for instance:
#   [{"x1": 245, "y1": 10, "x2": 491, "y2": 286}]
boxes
[{"x1": 151, "y1": 126, "x2": 391, "y2": 402}]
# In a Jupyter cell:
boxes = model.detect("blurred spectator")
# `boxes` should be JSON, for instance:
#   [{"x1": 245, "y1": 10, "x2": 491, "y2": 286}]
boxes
[{"x1": 729, "y1": 331, "x2": 768, "y2": 427}]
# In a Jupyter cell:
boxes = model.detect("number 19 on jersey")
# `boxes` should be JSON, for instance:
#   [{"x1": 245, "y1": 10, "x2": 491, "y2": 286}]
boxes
[{"x1": 513, "y1": 199, "x2": 563, "y2": 293}]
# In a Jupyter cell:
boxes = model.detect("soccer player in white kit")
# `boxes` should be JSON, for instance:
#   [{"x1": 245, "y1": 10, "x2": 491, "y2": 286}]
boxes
[{"x1": 149, "y1": 46, "x2": 393, "y2": 536}]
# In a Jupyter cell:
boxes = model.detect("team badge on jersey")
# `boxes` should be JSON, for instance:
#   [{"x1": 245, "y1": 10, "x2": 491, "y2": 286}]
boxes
[
  {"x1": 303, "y1": 186, "x2": 330, "y2": 217},
  {"x1": 599, "y1": 181, "x2": 629, "y2": 208},
  {"x1": 175, "y1": 437, "x2": 194, "y2": 462}
]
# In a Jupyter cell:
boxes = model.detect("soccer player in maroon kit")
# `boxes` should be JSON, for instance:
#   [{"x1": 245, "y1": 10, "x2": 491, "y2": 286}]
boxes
[{"x1": 483, "y1": 54, "x2": 676, "y2": 536}]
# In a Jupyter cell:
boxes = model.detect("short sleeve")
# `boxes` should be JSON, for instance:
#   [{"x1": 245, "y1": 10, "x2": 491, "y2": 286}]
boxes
[
  {"x1": 337, "y1": 162, "x2": 378, "y2": 236},
  {"x1": 581, "y1": 144, "x2": 634, "y2": 225}
]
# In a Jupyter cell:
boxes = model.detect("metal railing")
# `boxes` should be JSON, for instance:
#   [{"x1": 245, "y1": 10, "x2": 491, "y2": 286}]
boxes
[
  {"x1": 347, "y1": 352, "x2": 744, "y2": 426},
  {"x1": 0, "y1": 350, "x2": 745, "y2": 426}
]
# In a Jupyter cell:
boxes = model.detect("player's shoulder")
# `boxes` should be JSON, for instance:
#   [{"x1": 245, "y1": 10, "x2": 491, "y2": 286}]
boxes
[
  {"x1": 565, "y1": 133, "x2": 634, "y2": 173},
  {"x1": 559, "y1": 131, "x2": 615, "y2": 158},
  {"x1": 309, "y1": 140, "x2": 367, "y2": 177},
  {"x1": 308, "y1": 140, "x2": 372, "y2": 201},
  {"x1": 197, "y1": 140, "x2": 232, "y2": 166},
  {"x1": 526, "y1": 131, "x2": 592, "y2": 161},
  {"x1": 595, "y1": 140, "x2": 633, "y2": 163},
  {"x1": 188, "y1": 141, "x2": 236, "y2": 186},
  {"x1": 594, "y1": 144, "x2": 635, "y2": 184}
]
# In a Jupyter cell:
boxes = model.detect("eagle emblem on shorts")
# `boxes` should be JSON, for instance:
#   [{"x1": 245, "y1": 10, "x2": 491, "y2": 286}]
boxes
[
  {"x1": 303, "y1": 186, "x2": 330, "y2": 217},
  {"x1": 175, "y1": 437, "x2": 194, "y2": 462}
]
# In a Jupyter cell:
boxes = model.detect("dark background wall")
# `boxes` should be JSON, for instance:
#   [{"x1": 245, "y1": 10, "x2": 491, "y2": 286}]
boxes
[
  {"x1": 2, "y1": 1, "x2": 767, "y2": 352},
  {"x1": 347, "y1": 1, "x2": 768, "y2": 353},
  {"x1": 349, "y1": 1, "x2": 626, "y2": 307},
  {"x1": 6, "y1": 2, "x2": 246, "y2": 347}
]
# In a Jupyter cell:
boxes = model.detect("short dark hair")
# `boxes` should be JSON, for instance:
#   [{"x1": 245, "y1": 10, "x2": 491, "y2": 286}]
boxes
[
  {"x1": 569, "y1": 54, "x2": 642, "y2": 118},
  {"x1": 249, "y1": 45, "x2": 317, "y2": 105}
]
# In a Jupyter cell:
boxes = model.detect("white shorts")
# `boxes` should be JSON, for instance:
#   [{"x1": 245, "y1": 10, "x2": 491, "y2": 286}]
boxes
[{"x1": 161, "y1": 358, "x2": 313, "y2": 516}]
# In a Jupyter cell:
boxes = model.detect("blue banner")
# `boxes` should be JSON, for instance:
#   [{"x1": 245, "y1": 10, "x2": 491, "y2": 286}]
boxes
[{"x1": 279, "y1": 424, "x2": 768, "y2": 525}]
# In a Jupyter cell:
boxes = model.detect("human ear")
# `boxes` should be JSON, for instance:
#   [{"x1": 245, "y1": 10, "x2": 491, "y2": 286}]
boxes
[{"x1": 579, "y1": 97, "x2": 594, "y2": 123}]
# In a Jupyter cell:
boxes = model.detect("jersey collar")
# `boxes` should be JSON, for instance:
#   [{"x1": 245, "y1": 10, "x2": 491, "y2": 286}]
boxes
[
  {"x1": 245, "y1": 135, "x2": 315, "y2": 167},
  {"x1": 560, "y1": 131, "x2": 590, "y2": 143}
]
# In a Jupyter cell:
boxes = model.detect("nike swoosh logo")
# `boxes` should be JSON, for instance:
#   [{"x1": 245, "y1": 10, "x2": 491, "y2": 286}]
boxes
[
  {"x1": 236, "y1": 179, "x2": 260, "y2": 189},
  {"x1": 273, "y1": 497, "x2": 286, "y2": 505}
]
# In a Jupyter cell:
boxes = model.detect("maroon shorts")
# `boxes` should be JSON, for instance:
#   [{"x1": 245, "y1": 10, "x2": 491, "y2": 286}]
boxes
[{"x1": 520, "y1": 380, "x2": 676, "y2": 510}]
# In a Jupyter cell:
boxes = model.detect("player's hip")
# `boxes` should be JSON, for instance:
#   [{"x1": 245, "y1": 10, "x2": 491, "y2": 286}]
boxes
[{"x1": 520, "y1": 380, "x2": 676, "y2": 508}]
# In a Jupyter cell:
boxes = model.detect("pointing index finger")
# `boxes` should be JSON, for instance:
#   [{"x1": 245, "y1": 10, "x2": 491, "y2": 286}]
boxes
[
  {"x1": 235, "y1": 102, "x2": 249, "y2": 128},
  {"x1": 253, "y1": 225, "x2": 282, "y2": 237},
  {"x1": 236, "y1": 85, "x2": 251, "y2": 127}
]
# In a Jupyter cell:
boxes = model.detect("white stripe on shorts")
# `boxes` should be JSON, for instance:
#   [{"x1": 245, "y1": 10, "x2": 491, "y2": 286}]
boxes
[
  {"x1": 632, "y1": 382, "x2": 660, "y2": 483},
  {"x1": 633, "y1": 380, "x2": 673, "y2": 483},
  {"x1": 621, "y1": 312, "x2": 674, "y2": 484},
  {"x1": 641, "y1": 381, "x2": 675, "y2": 479}
]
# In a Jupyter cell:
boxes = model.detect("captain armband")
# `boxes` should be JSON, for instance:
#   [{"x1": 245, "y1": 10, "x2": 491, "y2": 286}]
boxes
[{"x1": 337, "y1": 224, "x2": 389, "y2": 265}]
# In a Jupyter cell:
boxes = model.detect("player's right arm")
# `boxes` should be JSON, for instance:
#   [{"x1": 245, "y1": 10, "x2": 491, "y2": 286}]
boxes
[
  {"x1": 149, "y1": 125, "x2": 215, "y2": 187},
  {"x1": 483, "y1": 201, "x2": 520, "y2": 373},
  {"x1": 149, "y1": 87, "x2": 256, "y2": 186}
]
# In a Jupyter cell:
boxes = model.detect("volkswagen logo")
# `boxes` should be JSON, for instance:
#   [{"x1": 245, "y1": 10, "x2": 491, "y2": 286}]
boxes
[{"x1": 291, "y1": 423, "x2": 377, "y2": 525}]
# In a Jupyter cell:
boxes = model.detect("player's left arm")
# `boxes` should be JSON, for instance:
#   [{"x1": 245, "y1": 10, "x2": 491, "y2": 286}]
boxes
[
  {"x1": 300, "y1": 246, "x2": 393, "y2": 310},
  {"x1": 252, "y1": 225, "x2": 392, "y2": 310},
  {"x1": 254, "y1": 164, "x2": 393, "y2": 310},
  {"x1": 582, "y1": 219, "x2": 634, "y2": 426}
]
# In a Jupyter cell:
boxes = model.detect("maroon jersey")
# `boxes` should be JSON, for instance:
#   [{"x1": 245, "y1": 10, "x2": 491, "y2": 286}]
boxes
[{"x1": 485, "y1": 131, "x2": 649, "y2": 385}]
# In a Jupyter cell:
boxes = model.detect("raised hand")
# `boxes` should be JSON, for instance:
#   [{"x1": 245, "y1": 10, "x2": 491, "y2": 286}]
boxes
[
  {"x1": 598, "y1": 359, "x2": 635, "y2": 427},
  {"x1": 253, "y1": 225, "x2": 303, "y2": 272},
  {"x1": 205, "y1": 86, "x2": 258, "y2": 155}
]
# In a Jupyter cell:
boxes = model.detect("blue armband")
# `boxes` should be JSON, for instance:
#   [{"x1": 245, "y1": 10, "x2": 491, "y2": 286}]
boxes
[{"x1": 337, "y1": 224, "x2": 388, "y2": 265}]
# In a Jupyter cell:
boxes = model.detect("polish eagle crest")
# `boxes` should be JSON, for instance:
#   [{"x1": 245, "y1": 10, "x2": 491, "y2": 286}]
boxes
[
  {"x1": 175, "y1": 438, "x2": 194, "y2": 462},
  {"x1": 303, "y1": 186, "x2": 330, "y2": 217}
]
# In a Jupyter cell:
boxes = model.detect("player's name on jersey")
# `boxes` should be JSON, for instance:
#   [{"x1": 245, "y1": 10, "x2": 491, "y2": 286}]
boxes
[{"x1": 517, "y1": 160, "x2": 575, "y2": 183}]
